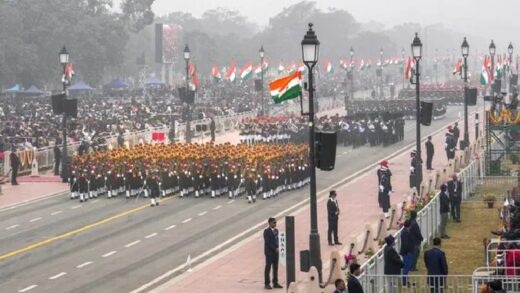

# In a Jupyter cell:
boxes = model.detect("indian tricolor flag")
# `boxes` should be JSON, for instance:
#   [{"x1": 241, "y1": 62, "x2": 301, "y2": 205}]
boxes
[
  {"x1": 212, "y1": 65, "x2": 221, "y2": 81},
  {"x1": 269, "y1": 71, "x2": 302, "y2": 104},
  {"x1": 324, "y1": 59, "x2": 333, "y2": 73},
  {"x1": 480, "y1": 55, "x2": 491, "y2": 85},
  {"x1": 453, "y1": 58, "x2": 462, "y2": 76},
  {"x1": 226, "y1": 61, "x2": 236, "y2": 82},
  {"x1": 359, "y1": 59, "x2": 365, "y2": 71},
  {"x1": 254, "y1": 63, "x2": 262, "y2": 77},
  {"x1": 240, "y1": 63, "x2": 253, "y2": 80},
  {"x1": 404, "y1": 57, "x2": 414, "y2": 81}
]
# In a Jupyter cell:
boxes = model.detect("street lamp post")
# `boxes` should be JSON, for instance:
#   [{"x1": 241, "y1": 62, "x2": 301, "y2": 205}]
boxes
[
  {"x1": 301, "y1": 23, "x2": 322, "y2": 281},
  {"x1": 411, "y1": 33, "x2": 423, "y2": 191},
  {"x1": 350, "y1": 47, "x2": 354, "y2": 100},
  {"x1": 508, "y1": 42, "x2": 514, "y2": 94},
  {"x1": 380, "y1": 48, "x2": 384, "y2": 98},
  {"x1": 59, "y1": 46, "x2": 69, "y2": 183},
  {"x1": 260, "y1": 45, "x2": 265, "y2": 115},
  {"x1": 461, "y1": 37, "x2": 470, "y2": 150},
  {"x1": 489, "y1": 40, "x2": 496, "y2": 96},
  {"x1": 184, "y1": 44, "x2": 192, "y2": 143}
]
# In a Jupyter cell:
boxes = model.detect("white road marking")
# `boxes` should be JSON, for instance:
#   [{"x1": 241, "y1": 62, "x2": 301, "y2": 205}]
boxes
[
  {"x1": 164, "y1": 225, "x2": 176, "y2": 231},
  {"x1": 51, "y1": 210, "x2": 63, "y2": 216},
  {"x1": 145, "y1": 233, "x2": 158, "y2": 239},
  {"x1": 125, "y1": 240, "x2": 141, "y2": 248},
  {"x1": 6, "y1": 224, "x2": 19, "y2": 230},
  {"x1": 182, "y1": 218, "x2": 192, "y2": 223},
  {"x1": 76, "y1": 261, "x2": 93, "y2": 268},
  {"x1": 213, "y1": 205, "x2": 222, "y2": 210},
  {"x1": 49, "y1": 272, "x2": 67, "y2": 280},
  {"x1": 19, "y1": 285, "x2": 38, "y2": 292},
  {"x1": 343, "y1": 151, "x2": 349, "y2": 154},
  {"x1": 227, "y1": 200, "x2": 234, "y2": 204},
  {"x1": 29, "y1": 217, "x2": 42, "y2": 223},
  {"x1": 71, "y1": 205, "x2": 82, "y2": 209},
  {"x1": 198, "y1": 211, "x2": 207, "y2": 216},
  {"x1": 102, "y1": 251, "x2": 117, "y2": 258}
]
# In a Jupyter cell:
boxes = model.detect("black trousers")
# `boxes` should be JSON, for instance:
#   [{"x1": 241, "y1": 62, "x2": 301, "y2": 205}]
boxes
[
  {"x1": 328, "y1": 217, "x2": 339, "y2": 244},
  {"x1": 54, "y1": 159, "x2": 61, "y2": 175},
  {"x1": 11, "y1": 166, "x2": 18, "y2": 184},
  {"x1": 450, "y1": 200, "x2": 461, "y2": 220},
  {"x1": 426, "y1": 155, "x2": 433, "y2": 170},
  {"x1": 264, "y1": 254, "x2": 279, "y2": 285}
]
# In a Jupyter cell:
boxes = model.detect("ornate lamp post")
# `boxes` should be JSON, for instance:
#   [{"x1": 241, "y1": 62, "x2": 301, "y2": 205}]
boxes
[
  {"x1": 260, "y1": 45, "x2": 266, "y2": 115},
  {"x1": 350, "y1": 47, "x2": 354, "y2": 100},
  {"x1": 489, "y1": 40, "x2": 496, "y2": 95},
  {"x1": 411, "y1": 33, "x2": 423, "y2": 191},
  {"x1": 461, "y1": 37, "x2": 470, "y2": 150},
  {"x1": 301, "y1": 22, "x2": 322, "y2": 281},
  {"x1": 508, "y1": 42, "x2": 514, "y2": 93},
  {"x1": 59, "y1": 46, "x2": 70, "y2": 183},
  {"x1": 184, "y1": 44, "x2": 192, "y2": 143}
]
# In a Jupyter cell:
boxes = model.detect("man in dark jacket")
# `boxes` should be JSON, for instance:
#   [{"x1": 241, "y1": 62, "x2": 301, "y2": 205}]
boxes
[
  {"x1": 10, "y1": 147, "x2": 20, "y2": 185},
  {"x1": 439, "y1": 184, "x2": 450, "y2": 239},
  {"x1": 384, "y1": 235, "x2": 403, "y2": 293},
  {"x1": 425, "y1": 136, "x2": 434, "y2": 170},
  {"x1": 448, "y1": 174, "x2": 463, "y2": 222},
  {"x1": 263, "y1": 217, "x2": 282, "y2": 289},
  {"x1": 327, "y1": 190, "x2": 341, "y2": 246},
  {"x1": 409, "y1": 210, "x2": 423, "y2": 271},
  {"x1": 400, "y1": 220, "x2": 414, "y2": 285},
  {"x1": 424, "y1": 237, "x2": 448, "y2": 293},
  {"x1": 347, "y1": 263, "x2": 364, "y2": 293}
]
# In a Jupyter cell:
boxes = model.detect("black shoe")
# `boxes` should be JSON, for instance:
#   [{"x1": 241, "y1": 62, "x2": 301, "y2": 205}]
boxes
[
  {"x1": 335, "y1": 242, "x2": 343, "y2": 245},
  {"x1": 456, "y1": 219, "x2": 461, "y2": 223},
  {"x1": 264, "y1": 285, "x2": 272, "y2": 290},
  {"x1": 273, "y1": 284, "x2": 283, "y2": 289}
]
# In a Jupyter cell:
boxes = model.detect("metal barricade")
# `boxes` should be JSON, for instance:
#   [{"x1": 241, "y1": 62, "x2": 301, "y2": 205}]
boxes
[
  {"x1": 485, "y1": 239, "x2": 520, "y2": 267},
  {"x1": 473, "y1": 267, "x2": 520, "y2": 292}
]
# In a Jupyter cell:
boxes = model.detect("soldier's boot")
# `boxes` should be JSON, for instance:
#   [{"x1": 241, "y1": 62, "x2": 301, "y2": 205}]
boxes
[
  {"x1": 263, "y1": 192, "x2": 267, "y2": 200},
  {"x1": 88, "y1": 191, "x2": 93, "y2": 199},
  {"x1": 144, "y1": 189, "x2": 149, "y2": 198},
  {"x1": 94, "y1": 191, "x2": 98, "y2": 198},
  {"x1": 384, "y1": 212, "x2": 389, "y2": 219},
  {"x1": 253, "y1": 194, "x2": 257, "y2": 203},
  {"x1": 150, "y1": 198, "x2": 156, "y2": 207},
  {"x1": 269, "y1": 190, "x2": 273, "y2": 198},
  {"x1": 108, "y1": 190, "x2": 112, "y2": 198},
  {"x1": 248, "y1": 195, "x2": 252, "y2": 203},
  {"x1": 126, "y1": 190, "x2": 130, "y2": 198},
  {"x1": 195, "y1": 190, "x2": 200, "y2": 198},
  {"x1": 211, "y1": 190, "x2": 216, "y2": 198},
  {"x1": 79, "y1": 193, "x2": 84, "y2": 202},
  {"x1": 70, "y1": 192, "x2": 76, "y2": 199},
  {"x1": 161, "y1": 190, "x2": 166, "y2": 197},
  {"x1": 228, "y1": 191, "x2": 233, "y2": 199}
]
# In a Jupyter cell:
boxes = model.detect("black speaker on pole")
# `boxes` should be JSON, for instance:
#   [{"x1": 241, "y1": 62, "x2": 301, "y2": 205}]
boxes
[
  {"x1": 177, "y1": 86, "x2": 186, "y2": 102},
  {"x1": 494, "y1": 79, "x2": 502, "y2": 93},
  {"x1": 315, "y1": 131, "x2": 337, "y2": 171},
  {"x1": 254, "y1": 79, "x2": 262, "y2": 92},
  {"x1": 467, "y1": 88, "x2": 478, "y2": 106},
  {"x1": 420, "y1": 101, "x2": 433, "y2": 126},
  {"x1": 155, "y1": 24, "x2": 163, "y2": 63},
  {"x1": 51, "y1": 94, "x2": 66, "y2": 114},
  {"x1": 63, "y1": 98, "x2": 78, "y2": 118},
  {"x1": 186, "y1": 90, "x2": 195, "y2": 104},
  {"x1": 511, "y1": 74, "x2": 518, "y2": 86}
]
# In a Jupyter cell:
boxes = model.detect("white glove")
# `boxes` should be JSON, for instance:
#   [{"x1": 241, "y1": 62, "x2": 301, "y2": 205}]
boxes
[
  {"x1": 379, "y1": 185, "x2": 384, "y2": 192},
  {"x1": 410, "y1": 167, "x2": 415, "y2": 172}
]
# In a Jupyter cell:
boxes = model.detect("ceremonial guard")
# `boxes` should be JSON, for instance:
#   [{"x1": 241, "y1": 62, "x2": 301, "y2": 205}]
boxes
[
  {"x1": 377, "y1": 160, "x2": 392, "y2": 218},
  {"x1": 148, "y1": 172, "x2": 160, "y2": 207}
]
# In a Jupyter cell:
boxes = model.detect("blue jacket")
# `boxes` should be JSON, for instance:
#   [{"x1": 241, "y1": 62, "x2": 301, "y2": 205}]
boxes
[
  {"x1": 424, "y1": 247, "x2": 448, "y2": 276},
  {"x1": 263, "y1": 227, "x2": 279, "y2": 256}
]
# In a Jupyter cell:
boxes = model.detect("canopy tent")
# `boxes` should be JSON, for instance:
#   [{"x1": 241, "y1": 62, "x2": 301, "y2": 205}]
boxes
[
  {"x1": 105, "y1": 79, "x2": 130, "y2": 90},
  {"x1": 22, "y1": 85, "x2": 45, "y2": 96},
  {"x1": 69, "y1": 80, "x2": 95, "y2": 92},
  {"x1": 3, "y1": 84, "x2": 22, "y2": 93},
  {"x1": 144, "y1": 76, "x2": 164, "y2": 86}
]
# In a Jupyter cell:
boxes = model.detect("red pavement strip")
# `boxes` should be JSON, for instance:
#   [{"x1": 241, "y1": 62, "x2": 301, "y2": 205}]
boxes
[{"x1": 136, "y1": 111, "x2": 481, "y2": 293}]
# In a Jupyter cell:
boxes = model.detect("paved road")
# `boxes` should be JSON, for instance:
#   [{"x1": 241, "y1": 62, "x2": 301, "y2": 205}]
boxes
[{"x1": 0, "y1": 105, "x2": 474, "y2": 293}]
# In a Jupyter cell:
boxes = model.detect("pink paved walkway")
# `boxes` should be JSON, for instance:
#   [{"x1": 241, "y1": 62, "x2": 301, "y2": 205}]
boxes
[
  {"x1": 158, "y1": 112, "x2": 481, "y2": 293},
  {"x1": 0, "y1": 180, "x2": 69, "y2": 210}
]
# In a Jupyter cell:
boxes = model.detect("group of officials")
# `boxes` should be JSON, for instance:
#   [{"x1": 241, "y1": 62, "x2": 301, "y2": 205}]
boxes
[{"x1": 68, "y1": 142, "x2": 310, "y2": 205}]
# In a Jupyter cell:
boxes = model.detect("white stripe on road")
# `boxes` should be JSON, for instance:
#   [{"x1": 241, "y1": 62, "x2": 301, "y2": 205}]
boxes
[
  {"x1": 227, "y1": 200, "x2": 234, "y2": 204},
  {"x1": 76, "y1": 261, "x2": 93, "y2": 268},
  {"x1": 145, "y1": 233, "x2": 158, "y2": 239},
  {"x1": 49, "y1": 272, "x2": 67, "y2": 280},
  {"x1": 125, "y1": 240, "x2": 141, "y2": 248},
  {"x1": 71, "y1": 205, "x2": 82, "y2": 209},
  {"x1": 198, "y1": 211, "x2": 207, "y2": 216},
  {"x1": 181, "y1": 218, "x2": 192, "y2": 223},
  {"x1": 6, "y1": 224, "x2": 19, "y2": 230},
  {"x1": 102, "y1": 251, "x2": 117, "y2": 258},
  {"x1": 213, "y1": 205, "x2": 222, "y2": 210},
  {"x1": 343, "y1": 151, "x2": 348, "y2": 154},
  {"x1": 29, "y1": 217, "x2": 42, "y2": 223},
  {"x1": 164, "y1": 225, "x2": 176, "y2": 231},
  {"x1": 19, "y1": 285, "x2": 38, "y2": 292},
  {"x1": 51, "y1": 210, "x2": 63, "y2": 216}
]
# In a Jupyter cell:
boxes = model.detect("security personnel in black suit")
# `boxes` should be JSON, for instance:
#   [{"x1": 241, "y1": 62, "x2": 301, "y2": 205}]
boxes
[
  {"x1": 263, "y1": 217, "x2": 282, "y2": 289},
  {"x1": 424, "y1": 237, "x2": 448, "y2": 292},
  {"x1": 9, "y1": 147, "x2": 20, "y2": 185},
  {"x1": 347, "y1": 263, "x2": 364, "y2": 293},
  {"x1": 327, "y1": 190, "x2": 341, "y2": 246},
  {"x1": 447, "y1": 174, "x2": 463, "y2": 222},
  {"x1": 425, "y1": 136, "x2": 434, "y2": 170}
]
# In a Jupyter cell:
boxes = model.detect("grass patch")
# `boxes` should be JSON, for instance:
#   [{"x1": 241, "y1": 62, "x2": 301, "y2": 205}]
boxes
[{"x1": 412, "y1": 201, "x2": 501, "y2": 275}]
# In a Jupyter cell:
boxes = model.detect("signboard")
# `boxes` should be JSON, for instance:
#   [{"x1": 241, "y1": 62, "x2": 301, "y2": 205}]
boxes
[{"x1": 279, "y1": 232, "x2": 286, "y2": 266}]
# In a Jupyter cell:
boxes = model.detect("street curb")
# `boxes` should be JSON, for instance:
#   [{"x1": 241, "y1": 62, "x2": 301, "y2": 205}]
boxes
[{"x1": 0, "y1": 190, "x2": 68, "y2": 213}]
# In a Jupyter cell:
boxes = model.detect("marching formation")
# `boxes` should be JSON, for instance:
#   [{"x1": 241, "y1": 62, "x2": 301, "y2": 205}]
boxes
[{"x1": 69, "y1": 142, "x2": 310, "y2": 205}]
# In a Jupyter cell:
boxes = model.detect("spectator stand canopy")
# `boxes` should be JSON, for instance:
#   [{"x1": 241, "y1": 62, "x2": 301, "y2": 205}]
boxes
[
  {"x1": 2, "y1": 84, "x2": 23, "y2": 94},
  {"x1": 144, "y1": 76, "x2": 165, "y2": 87},
  {"x1": 68, "y1": 80, "x2": 95, "y2": 93},
  {"x1": 21, "y1": 85, "x2": 46, "y2": 97},
  {"x1": 103, "y1": 79, "x2": 130, "y2": 95}
]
